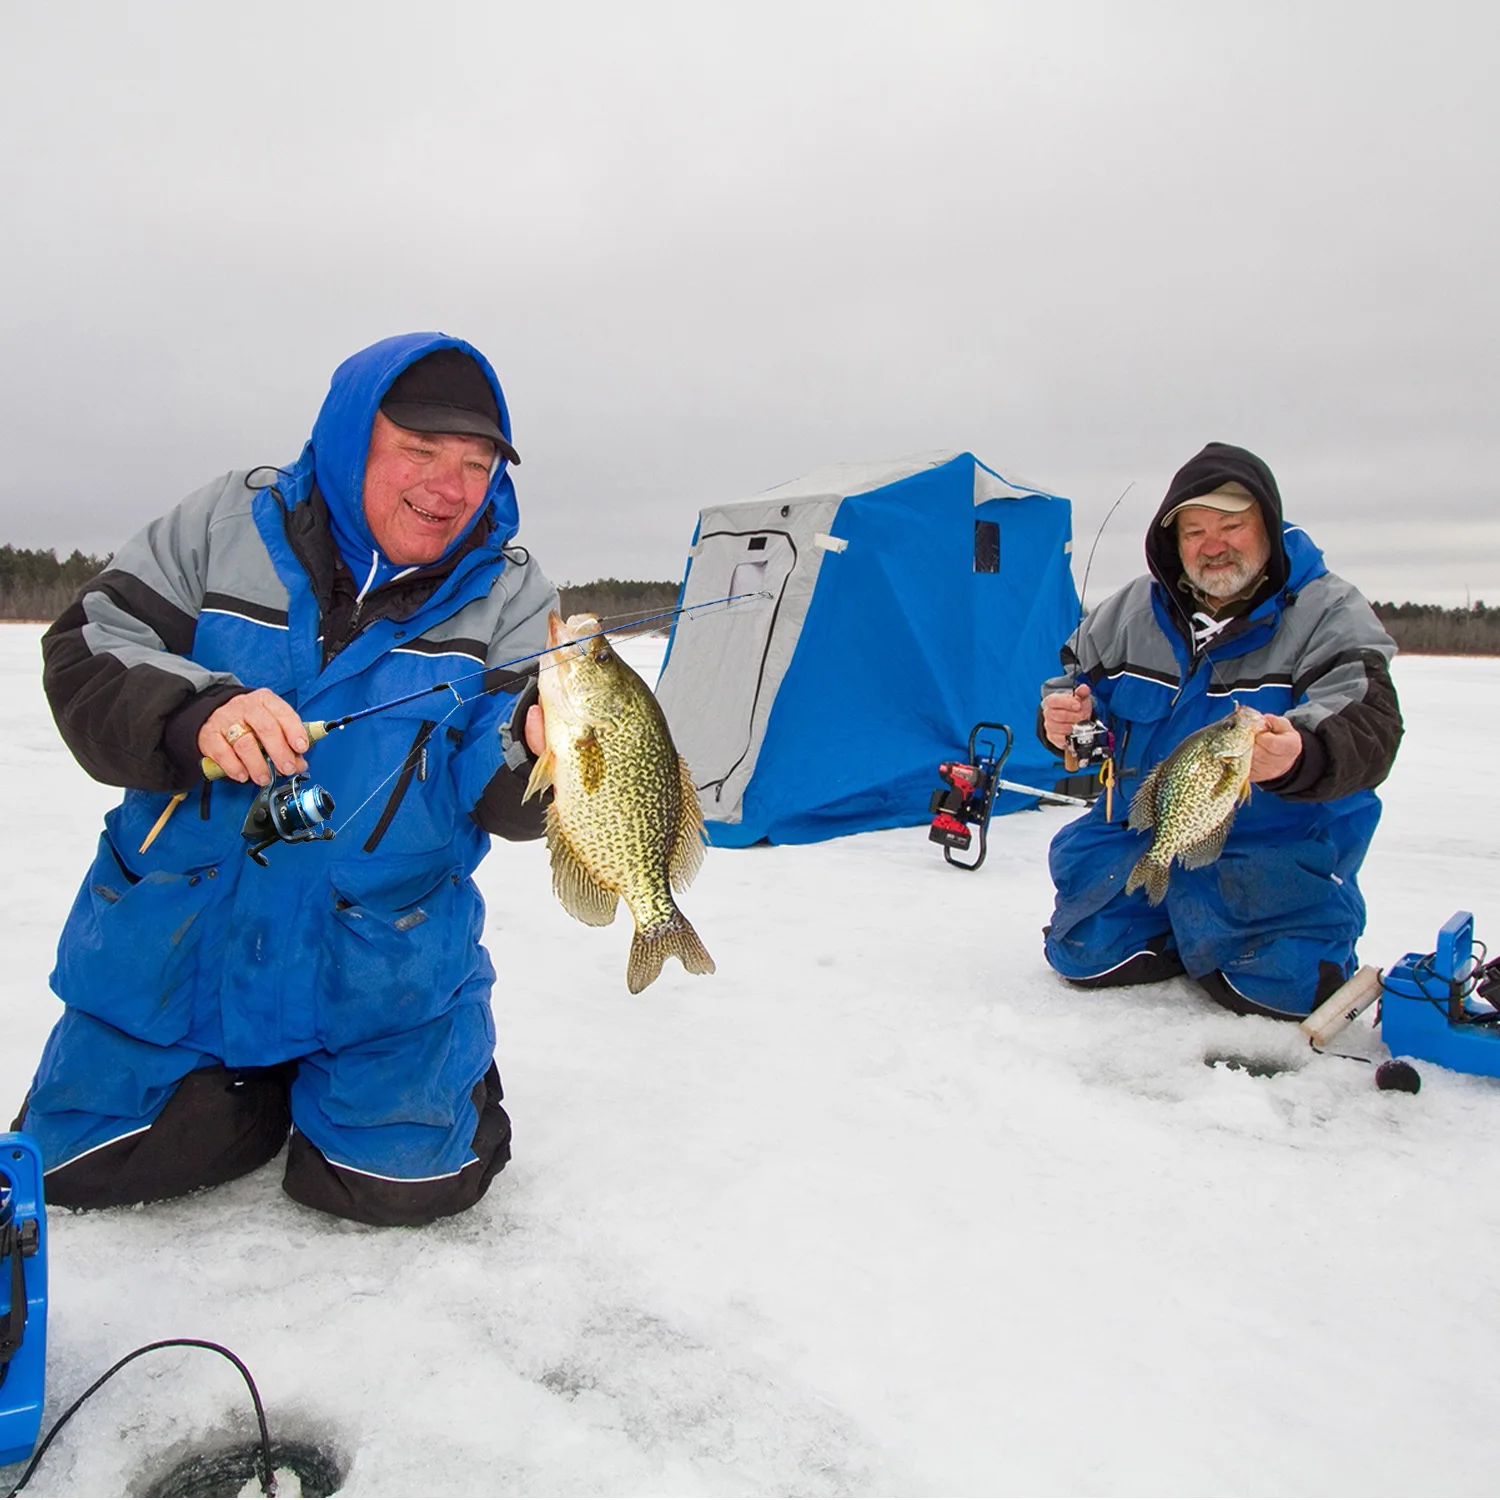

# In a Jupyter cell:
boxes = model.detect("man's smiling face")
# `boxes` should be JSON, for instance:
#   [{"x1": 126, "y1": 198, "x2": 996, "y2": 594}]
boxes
[
  {"x1": 361, "y1": 410, "x2": 495, "y2": 566},
  {"x1": 1175, "y1": 503, "x2": 1272, "y2": 600}
]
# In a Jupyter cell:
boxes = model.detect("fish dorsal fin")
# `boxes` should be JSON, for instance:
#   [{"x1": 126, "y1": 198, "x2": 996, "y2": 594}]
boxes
[
  {"x1": 545, "y1": 808, "x2": 619, "y2": 926},
  {"x1": 1128, "y1": 764, "x2": 1163, "y2": 832},
  {"x1": 669, "y1": 755, "x2": 708, "y2": 892},
  {"x1": 1177, "y1": 808, "x2": 1237, "y2": 870}
]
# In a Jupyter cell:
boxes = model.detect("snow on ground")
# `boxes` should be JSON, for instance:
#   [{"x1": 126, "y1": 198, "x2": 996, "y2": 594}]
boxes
[{"x1": 2, "y1": 624, "x2": 1499, "y2": 1497}]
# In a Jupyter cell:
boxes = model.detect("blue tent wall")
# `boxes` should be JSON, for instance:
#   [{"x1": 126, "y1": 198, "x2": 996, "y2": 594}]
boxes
[{"x1": 702, "y1": 456, "x2": 1079, "y2": 846}]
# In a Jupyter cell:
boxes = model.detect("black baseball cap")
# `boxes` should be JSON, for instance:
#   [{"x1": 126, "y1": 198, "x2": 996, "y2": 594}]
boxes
[{"x1": 379, "y1": 347, "x2": 520, "y2": 466}]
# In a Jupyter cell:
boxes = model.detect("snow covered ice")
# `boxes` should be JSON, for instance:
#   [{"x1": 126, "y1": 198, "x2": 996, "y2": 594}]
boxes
[{"x1": 3, "y1": 624, "x2": 1500, "y2": 1496}]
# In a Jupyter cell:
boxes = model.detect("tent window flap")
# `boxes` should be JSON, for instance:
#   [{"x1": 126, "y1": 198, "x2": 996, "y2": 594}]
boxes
[{"x1": 975, "y1": 520, "x2": 1000, "y2": 573}]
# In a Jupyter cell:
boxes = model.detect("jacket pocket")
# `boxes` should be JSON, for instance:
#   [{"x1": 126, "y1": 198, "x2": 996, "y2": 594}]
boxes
[
  {"x1": 317, "y1": 853, "x2": 484, "y2": 1050},
  {"x1": 1104, "y1": 674, "x2": 1176, "y2": 726},
  {"x1": 51, "y1": 831, "x2": 224, "y2": 1046},
  {"x1": 1215, "y1": 838, "x2": 1360, "y2": 937}
]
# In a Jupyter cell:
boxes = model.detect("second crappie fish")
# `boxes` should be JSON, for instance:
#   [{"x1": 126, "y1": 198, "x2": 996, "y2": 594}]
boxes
[
  {"x1": 1124, "y1": 704, "x2": 1266, "y2": 906},
  {"x1": 525, "y1": 612, "x2": 715, "y2": 994}
]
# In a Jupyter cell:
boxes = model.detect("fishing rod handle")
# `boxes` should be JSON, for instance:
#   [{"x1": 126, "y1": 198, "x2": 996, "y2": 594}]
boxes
[{"x1": 200, "y1": 719, "x2": 330, "y2": 782}]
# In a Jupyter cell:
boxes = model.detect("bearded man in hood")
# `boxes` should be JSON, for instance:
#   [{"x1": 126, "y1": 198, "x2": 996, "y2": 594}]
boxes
[{"x1": 1039, "y1": 441, "x2": 1403, "y2": 1019}]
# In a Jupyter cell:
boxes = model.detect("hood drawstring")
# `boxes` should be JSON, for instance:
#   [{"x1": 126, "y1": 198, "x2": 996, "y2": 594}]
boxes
[
  {"x1": 354, "y1": 552, "x2": 418, "y2": 608},
  {"x1": 1189, "y1": 610, "x2": 1238, "y2": 653},
  {"x1": 356, "y1": 553, "x2": 380, "y2": 606}
]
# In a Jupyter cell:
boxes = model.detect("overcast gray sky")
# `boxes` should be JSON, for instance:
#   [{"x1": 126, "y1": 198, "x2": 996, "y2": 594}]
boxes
[{"x1": 3, "y1": 1, "x2": 1495, "y2": 604}]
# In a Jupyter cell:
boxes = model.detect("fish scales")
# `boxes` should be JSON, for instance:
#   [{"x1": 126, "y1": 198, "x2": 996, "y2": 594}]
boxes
[
  {"x1": 1125, "y1": 704, "x2": 1265, "y2": 906},
  {"x1": 526, "y1": 611, "x2": 714, "y2": 992}
]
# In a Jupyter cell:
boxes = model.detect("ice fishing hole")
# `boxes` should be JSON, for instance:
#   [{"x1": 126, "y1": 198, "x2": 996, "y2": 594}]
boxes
[
  {"x1": 142, "y1": 1438, "x2": 346, "y2": 1498},
  {"x1": 1204, "y1": 1052, "x2": 1298, "y2": 1079}
]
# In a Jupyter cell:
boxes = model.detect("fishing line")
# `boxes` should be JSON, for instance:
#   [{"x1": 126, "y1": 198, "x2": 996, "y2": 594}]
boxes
[
  {"x1": 1074, "y1": 482, "x2": 1239, "y2": 703},
  {"x1": 315, "y1": 589, "x2": 761, "y2": 739},
  {"x1": 328, "y1": 690, "x2": 472, "y2": 837},
  {"x1": 279, "y1": 588, "x2": 769, "y2": 843},
  {"x1": 1066, "y1": 481, "x2": 1279, "y2": 811},
  {"x1": 135, "y1": 588, "x2": 772, "y2": 860},
  {"x1": 565, "y1": 598, "x2": 701, "y2": 639}
]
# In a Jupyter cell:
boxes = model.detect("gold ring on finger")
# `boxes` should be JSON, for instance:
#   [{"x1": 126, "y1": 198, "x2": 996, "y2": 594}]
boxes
[{"x1": 224, "y1": 722, "x2": 249, "y2": 744}]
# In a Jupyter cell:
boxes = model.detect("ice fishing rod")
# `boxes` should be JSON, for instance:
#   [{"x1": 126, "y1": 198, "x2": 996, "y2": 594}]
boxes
[
  {"x1": 139, "y1": 589, "x2": 764, "y2": 854},
  {"x1": 1076, "y1": 481, "x2": 1134, "y2": 626},
  {"x1": 1059, "y1": 482, "x2": 1135, "y2": 815}
]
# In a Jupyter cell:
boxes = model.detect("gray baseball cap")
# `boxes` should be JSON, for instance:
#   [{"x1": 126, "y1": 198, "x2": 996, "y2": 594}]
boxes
[{"x1": 1160, "y1": 479, "x2": 1255, "y2": 528}]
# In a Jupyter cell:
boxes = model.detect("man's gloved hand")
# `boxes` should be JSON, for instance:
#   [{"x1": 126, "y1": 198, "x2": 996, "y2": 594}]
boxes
[{"x1": 1041, "y1": 683, "x2": 1093, "y2": 750}]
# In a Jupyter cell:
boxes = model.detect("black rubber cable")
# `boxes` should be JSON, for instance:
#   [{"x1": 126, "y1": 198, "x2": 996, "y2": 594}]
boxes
[{"x1": 6, "y1": 1338, "x2": 275, "y2": 1498}]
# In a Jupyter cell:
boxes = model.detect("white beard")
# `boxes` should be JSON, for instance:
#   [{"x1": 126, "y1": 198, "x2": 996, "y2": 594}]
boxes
[{"x1": 1184, "y1": 551, "x2": 1261, "y2": 600}]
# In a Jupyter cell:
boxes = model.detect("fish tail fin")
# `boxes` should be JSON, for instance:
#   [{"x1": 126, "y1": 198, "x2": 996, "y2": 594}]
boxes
[
  {"x1": 627, "y1": 911, "x2": 716, "y2": 995},
  {"x1": 1125, "y1": 852, "x2": 1171, "y2": 907}
]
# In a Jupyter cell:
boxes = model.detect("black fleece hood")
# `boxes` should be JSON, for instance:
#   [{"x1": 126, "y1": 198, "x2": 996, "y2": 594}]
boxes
[{"x1": 1146, "y1": 441, "x2": 1289, "y2": 604}]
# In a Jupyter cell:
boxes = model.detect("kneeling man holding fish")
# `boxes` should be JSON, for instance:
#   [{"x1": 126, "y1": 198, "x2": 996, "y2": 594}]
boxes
[
  {"x1": 15, "y1": 333, "x2": 560, "y2": 1224},
  {"x1": 1039, "y1": 442, "x2": 1403, "y2": 1019}
]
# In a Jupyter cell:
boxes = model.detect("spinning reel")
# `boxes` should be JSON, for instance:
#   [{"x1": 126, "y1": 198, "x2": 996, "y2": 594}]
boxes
[
  {"x1": 1063, "y1": 717, "x2": 1114, "y2": 773},
  {"x1": 1062, "y1": 717, "x2": 1116, "y2": 818},
  {"x1": 241, "y1": 773, "x2": 336, "y2": 866}
]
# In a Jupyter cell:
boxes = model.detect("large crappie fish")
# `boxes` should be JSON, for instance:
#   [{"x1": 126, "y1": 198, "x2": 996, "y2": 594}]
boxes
[
  {"x1": 525, "y1": 612, "x2": 715, "y2": 993},
  {"x1": 1124, "y1": 704, "x2": 1267, "y2": 906}
]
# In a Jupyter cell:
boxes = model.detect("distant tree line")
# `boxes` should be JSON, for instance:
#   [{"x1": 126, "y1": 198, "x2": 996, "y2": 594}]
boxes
[
  {"x1": 545, "y1": 590, "x2": 1500, "y2": 652},
  {"x1": 1370, "y1": 600, "x2": 1500, "y2": 655},
  {"x1": 556, "y1": 577, "x2": 681, "y2": 631},
  {"x1": 0, "y1": 545, "x2": 112, "y2": 621},
  {"x1": 0, "y1": 550, "x2": 685, "y2": 627},
  {"x1": 3, "y1": 550, "x2": 1495, "y2": 655}
]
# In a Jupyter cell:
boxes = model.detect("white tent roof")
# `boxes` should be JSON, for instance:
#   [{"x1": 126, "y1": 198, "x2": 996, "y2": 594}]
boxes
[{"x1": 748, "y1": 450, "x2": 1059, "y2": 508}]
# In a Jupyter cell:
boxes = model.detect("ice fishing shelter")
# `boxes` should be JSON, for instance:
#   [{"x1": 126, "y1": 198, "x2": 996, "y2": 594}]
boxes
[{"x1": 654, "y1": 451, "x2": 1080, "y2": 847}]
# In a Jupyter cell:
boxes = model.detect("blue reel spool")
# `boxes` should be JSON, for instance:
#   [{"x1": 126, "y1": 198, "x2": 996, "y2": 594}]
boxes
[{"x1": 0, "y1": 1132, "x2": 46, "y2": 1468}]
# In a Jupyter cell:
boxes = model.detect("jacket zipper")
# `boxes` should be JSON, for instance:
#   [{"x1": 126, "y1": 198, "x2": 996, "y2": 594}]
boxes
[{"x1": 362, "y1": 720, "x2": 437, "y2": 854}]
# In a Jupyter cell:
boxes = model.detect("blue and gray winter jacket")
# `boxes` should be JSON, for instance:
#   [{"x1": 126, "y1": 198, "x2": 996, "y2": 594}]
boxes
[
  {"x1": 38, "y1": 332, "x2": 557, "y2": 1083},
  {"x1": 1043, "y1": 442, "x2": 1402, "y2": 999}
]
